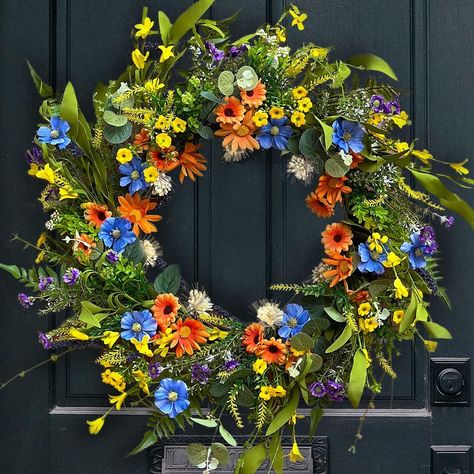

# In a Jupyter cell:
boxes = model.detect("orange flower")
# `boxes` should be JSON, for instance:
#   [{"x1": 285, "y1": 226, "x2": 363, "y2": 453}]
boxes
[
  {"x1": 152, "y1": 293, "x2": 181, "y2": 332},
  {"x1": 178, "y1": 142, "x2": 207, "y2": 183},
  {"x1": 73, "y1": 233, "x2": 96, "y2": 257},
  {"x1": 321, "y1": 222, "x2": 353, "y2": 253},
  {"x1": 170, "y1": 318, "x2": 210, "y2": 358},
  {"x1": 215, "y1": 96, "x2": 245, "y2": 125},
  {"x1": 242, "y1": 323, "x2": 264, "y2": 353},
  {"x1": 315, "y1": 174, "x2": 352, "y2": 205},
  {"x1": 350, "y1": 290, "x2": 370, "y2": 305},
  {"x1": 240, "y1": 81, "x2": 267, "y2": 107},
  {"x1": 350, "y1": 152, "x2": 364, "y2": 169},
  {"x1": 117, "y1": 193, "x2": 162, "y2": 236},
  {"x1": 256, "y1": 337, "x2": 287, "y2": 365},
  {"x1": 149, "y1": 147, "x2": 180, "y2": 172},
  {"x1": 133, "y1": 128, "x2": 151, "y2": 151},
  {"x1": 83, "y1": 202, "x2": 112, "y2": 229},
  {"x1": 322, "y1": 251, "x2": 353, "y2": 287},
  {"x1": 305, "y1": 193, "x2": 334, "y2": 218},
  {"x1": 215, "y1": 111, "x2": 260, "y2": 153}
]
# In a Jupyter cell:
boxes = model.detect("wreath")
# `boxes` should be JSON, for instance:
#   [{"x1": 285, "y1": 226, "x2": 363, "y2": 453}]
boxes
[{"x1": 2, "y1": 1, "x2": 473, "y2": 472}]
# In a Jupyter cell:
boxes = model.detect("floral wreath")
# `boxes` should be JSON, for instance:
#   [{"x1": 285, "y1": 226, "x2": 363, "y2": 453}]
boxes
[{"x1": 2, "y1": 1, "x2": 473, "y2": 472}]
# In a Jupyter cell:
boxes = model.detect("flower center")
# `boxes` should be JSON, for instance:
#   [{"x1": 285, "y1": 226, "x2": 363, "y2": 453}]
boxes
[
  {"x1": 111, "y1": 229, "x2": 122, "y2": 239},
  {"x1": 97, "y1": 211, "x2": 106, "y2": 221},
  {"x1": 333, "y1": 233, "x2": 342, "y2": 243},
  {"x1": 131, "y1": 170, "x2": 140, "y2": 180},
  {"x1": 370, "y1": 250, "x2": 380, "y2": 261},
  {"x1": 414, "y1": 248, "x2": 424, "y2": 257},
  {"x1": 287, "y1": 317, "x2": 298, "y2": 328},
  {"x1": 343, "y1": 131, "x2": 352, "y2": 142},
  {"x1": 328, "y1": 178, "x2": 340, "y2": 188},
  {"x1": 236, "y1": 125, "x2": 249, "y2": 137},
  {"x1": 167, "y1": 391, "x2": 178, "y2": 402},
  {"x1": 224, "y1": 107, "x2": 235, "y2": 117},
  {"x1": 339, "y1": 261, "x2": 350, "y2": 273},
  {"x1": 164, "y1": 304, "x2": 173, "y2": 315},
  {"x1": 270, "y1": 126, "x2": 280, "y2": 136},
  {"x1": 50, "y1": 129, "x2": 60, "y2": 139},
  {"x1": 268, "y1": 344, "x2": 279, "y2": 353},
  {"x1": 179, "y1": 325, "x2": 192, "y2": 338},
  {"x1": 246, "y1": 90, "x2": 255, "y2": 97},
  {"x1": 132, "y1": 322, "x2": 142, "y2": 333}
]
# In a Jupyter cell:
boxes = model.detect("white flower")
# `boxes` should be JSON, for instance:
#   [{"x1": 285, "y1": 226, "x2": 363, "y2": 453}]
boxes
[
  {"x1": 338, "y1": 149, "x2": 353, "y2": 166},
  {"x1": 187, "y1": 289, "x2": 213, "y2": 314},
  {"x1": 287, "y1": 155, "x2": 314, "y2": 183},
  {"x1": 140, "y1": 239, "x2": 162, "y2": 268},
  {"x1": 311, "y1": 263, "x2": 330, "y2": 284},
  {"x1": 288, "y1": 358, "x2": 303, "y2": 378},
  {"x1": 222, "y1": 146, "x2": 249, "y2": 163},
  {"x1": 115, "y1": 82, "x2": 130, "y2": 95},
  {"x1": 45, "y1": 211, "x2": 60, "y2": 230},
  {"x1": 151, "y1": 172, "x2": 173, "y2": 196},
  {"x1": 257, "y1": 301, "x2": 283, "y2": 328}
]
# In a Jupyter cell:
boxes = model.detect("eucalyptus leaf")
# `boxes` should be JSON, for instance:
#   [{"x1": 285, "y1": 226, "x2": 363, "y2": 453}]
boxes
[
  {"x1": 197, "y1": 125, "x2": 214, "y2": 140},
  {"x1": 154, "y1": 264, "x2": 181, "y2": 295},
  {"x1": 299, "y1": 128, "x2": 320, "y2": 158},
  {"x1": 211, "y1": 443, "x2": 230, "y2": 467},
  {"x1": 290, "y1": 332, "x2": 313, "y2": 352},
  {"x1": 236, "y1": 66, "x2": 258, "y2": 91},
  {"x1": 103, "y1": 122, "x2": 132, "y2": 145},
  {"x1": 325, "y1": 157, "x2": 350, "y2": 178},
  {"x1": 186, "y1": 443, "x2": 208, "y2": 466},
  {"x1": 218, "y1": 70, "x2": 235, "y2": 96},
  {"x1": 103, "y1": 110, "x2": 128, "y2": 127},
  {"x1": 200, "y1": 90, "x2": 222, "y2": 103}
]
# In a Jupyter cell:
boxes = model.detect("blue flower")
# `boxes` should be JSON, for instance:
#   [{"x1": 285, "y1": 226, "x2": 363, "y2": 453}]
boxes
[
  {"x1": 37, "y1": 116, "x2": 71, "y2": 150},
  {"x1": 278, "y1": 304, "x2": 310, "y2": 340},
  {"x1": 119, "y1": 157, "x2": 148, "y2": 194},
  {"x1": 257, "y1": 117, "x2": 293, "y2": 150},
  {"x1": 357, "y1": 243, "x2": 387, "y2": 274},
  {"x1": 332, "y1": 119, "x2": 364, "y2": 153},
  {"x1": 98, "y1": 217, "x2": 136, "y2": 253},
  {"x1": 400, "y1": 232, "x2": 428, "y2": 269},
  {"x1": 154, "y1": 378, "x2": 190, "y2": 418},
  {"x1": 120, "y1": 310, "x2": 157, "y2": 341}
]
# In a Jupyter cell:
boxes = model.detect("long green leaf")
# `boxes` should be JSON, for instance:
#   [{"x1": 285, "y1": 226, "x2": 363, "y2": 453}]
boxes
[
  {"x1": 158, "y1": 11, "x2": 172, "y2": 45},
  {"x1": 422, "y1": 321, "x2": 452, "y2": 339},
  {"x1": 326, "y1": 323, "x2": 353, "y2": 353},
  {"x1": 60, "y1": 82, "x2": 79, "y2": 138},
  {"x1": 314, "y1": 116, "x2": 334, "y2": 150},
  {"x1": 399, "y1": 291, "x2": 418, "y2": 333},
  {"x1": 268, "y1": 433, "x2": 284, "y2": 474},
  {"x1": 347, "y1": 349, "x2": 367, "y2": 408},
  {"x1": 27, "y1": 61, "x2": 53, "y2": 98},
  {"x1": 0, "y1": 263, "x2": 22, "y2": 280},
  {"x1": 266, "y1": 388, "x2": 299, "y2": 436},
  {"x1": 128, "y1": 430, "x2": 157, "y2": 456},
  {"x1": 235, "y1": 443, "x2": 266, "y2": 474},
  {"x1": 346, "y1": 53, "x2": 398, "y2": 80}
]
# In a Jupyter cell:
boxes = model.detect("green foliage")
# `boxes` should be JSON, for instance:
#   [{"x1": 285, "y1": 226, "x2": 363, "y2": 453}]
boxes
[
  {"x1": 153, "y1": 264, "x2": 181, "y2": 295},
  {"x1": 347, "y1": 349, "x2": 367, "y2": 408}
]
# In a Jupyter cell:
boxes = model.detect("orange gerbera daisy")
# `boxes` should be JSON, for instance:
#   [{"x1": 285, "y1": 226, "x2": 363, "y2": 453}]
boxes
[
  {"x1": 305, "y1": 193, "x2": 334, "y2": 218},
  {"x1": 322, "y1": 251, "x2": 353, "y2": 287},
  {"x1": 151, "y1": 293, "x2": 181, "y2": 332},
  {"x1": 178, "y1": 142, "x2": 207, "y2": 183},
  {"x1": 73, "y1": 233, "x2": 96, "y2": 257},
  {"x1": 215, "y1": 110, "x2": 260, "y2": 153},
  {"x1": 256, "y1": 337, "x2": 287, "y2": 365},
  {"x1": 117, "y1": 193, "x2": 162, "y2": 236},
  {"x1": 133, "y1": 128, "x2": 151, "y2": 152},
  {"x1": 321, "y1": 222, "x2": 353, "y2": 253},
  {"x1": 170, "y1": 318, "x2": 210, "y2": 358},
  {"x1": 350, "y1": 151, "x2": 364, "y2": 169},
  {"x1": 240, "y1": 81, "x2": 267, "y2": 107},
  {"x1": 242, "y1": 323, "x2": 264, "y2": 353},
  {"x1": 215, "y1": 96, "x2": 245, "y2": 125},
  {"x1": 148, "y1": 147, "x2": 180, "y2": 172},
  {"x1": 315, "y1": 174, "x2": 352, "y2": 205},
  {"x1": 83, "y1": 202, "x2": 112, "y2": 229}
]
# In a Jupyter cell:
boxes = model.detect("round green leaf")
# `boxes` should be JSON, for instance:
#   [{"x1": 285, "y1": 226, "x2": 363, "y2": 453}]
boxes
[
  {"x1": 211, "y1": 443, "x2": 230, "y2": 467},
  {"x1": 186, "y1": 443, "x2": 208, "y2": 466},
  {"x1": 308, "y1": 353, "x2": 323, "y2": 372},
  {"x1": 299, "y1": 128, "x2": 320, "y2": 159},
  {"x1": 325, "y1": 157, "x2": 350, "y2": 177},
  {"x1": 103, "y1": 110, "x2": 128, "y2": 127},
  {"x1": 103, "y1": 122, "x2": 132, "y2": 144},
  {"x1": 218, "y1": 70, "x2": 235, "y2": 96},
  {"x1": 236, "y1": 66, "x2": 258, "y2": 91},
  {"x1": 290, "y1": 332, "x2": 313, "y2": 352}
]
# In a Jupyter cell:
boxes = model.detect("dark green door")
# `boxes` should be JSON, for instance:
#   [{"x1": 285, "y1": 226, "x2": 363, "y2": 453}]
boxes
[{"x1": 1, "y1": 1, "x2": 472, "y2": 472}]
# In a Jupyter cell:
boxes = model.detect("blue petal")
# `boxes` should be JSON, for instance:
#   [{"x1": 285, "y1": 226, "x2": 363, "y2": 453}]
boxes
[
  {"x1": 120, "y1": 176, "x2": 132, "y2": 187},
  {"x1": 120, "y1": 329, "x2": 134, "y2": 340},
  {"x1": 257, "y1": 134, "x2": 273, "y2": 149},
  {"x1": 278, "y1": 326, "x2": 292, "y2": 340},
  {"x1": 273, "y1": 135, "x2": 288, "y2": 150}
]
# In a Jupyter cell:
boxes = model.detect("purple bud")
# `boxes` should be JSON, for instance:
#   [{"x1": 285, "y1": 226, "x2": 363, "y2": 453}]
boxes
[
  {"x1": 223, "y1": 359, "x2": 240, "y2": 372},
  {"x1": 38, "y1": 276, "x2": 54, "y2": 292},
  {"x1": 148, "y1": 362, "x2": 163, "y2": 379},
  {"x1": 106, "y1": 250, "x2": 119, "y2": 264},
  {"x1": 325, "y1": 380, "x2": 345, "y2": 402},
  {"x1": 370, "y1": 95, "x2": 385, "y2": 113},
  {"x1": 38, "y1": 332, "x2": 53, "y2": 349},
  {"x1": 191, "y1": 363, "x2": 210, "y2": 385},
  {"x1": 18, "y1": 293, "x2": 33, "y2": 308},
  {"x1": 63, "y1": 267, "x2": 80, "y2": 286}
]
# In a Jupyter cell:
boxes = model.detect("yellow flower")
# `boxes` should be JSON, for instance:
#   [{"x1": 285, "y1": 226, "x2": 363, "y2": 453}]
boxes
[
  {"x1": 391, "y1": 111, "x2": 409, "y2": 128},
  {"x1": 275, "y1": 26, "x2": 286, "y2": 42},
  {"x1": 59, "y1": 184, "x2": 78, "y2": 200},
  {"x1": 37, "y1": 233, "x2": 47, "y2": 247},
  {"x1": 130, "y1": 334, "x2": 153, "y2": 357},
  {"x1": 357, "y1": 302, "x2": 371, "y2": 316},
  {"x1": 101, "y1": 331, "x2": 120, "y2": 349},
  {"x1": 35, "y1": 163, "x2": 57, "y2": 184},
  {"x1": 156, "y1": 132, "x2": 172, "y2": 148},
  {"x1": 367, "y1": 232, "x2": 388, "y2": 254},
  {"x1": 135, "y1": 17, "x2": 154, "y2": 39},
  {"x1": 362, "y1": 348, "x2": 372, "y2": 367},
  {"x1": 208, "y1": 328, "x2": 229, "y2": 341},
  {"x1": 132, "y1": 370, "x2": 150, "y2": 396},
  {"x1": 28, "y1": 163, "x2": 40, "y2": 176},
  {"x1": 35, "y1": 251, "x2": 45, "y2": 264},
  {"x1": 359, "y1": 317, "x2": 378, "y2": 333},
  {"x1": 131, "y1": 49, "x2": 149, "y2": 69},
  {"x1": 450, "y1": 159, "x2": 469, "y2": 175},
  {"x1": 292, "y1": 86, "x2": 308, "y2": 100},
  {"x1": 259, "y1": 386, "x2": 273, "y2": 401},
  {"x1": 171, "y1": 117, "x2": 187, "y2": 133},
  {"x1": 252, "y1": 110, "x2": 269, "y2": 127},
  {"x1": 395, "y1": 141, "x2": 409, "y2": 153},
  {"x1": 116, "y1": 147, "x2": 133, "y2": 164},
  {"x1": 272, "y1": 385, "x2": 287, "y2": 398},
  {"x1": 412, "y1": 149, "x2": 433, "y2": 165},
  {"x1": 158, "y1": 45, "x2": 174, "y2": 63},
  {"x1": 289, "y1": 440, "x2": 305, "y2": 462},
  {"x1": 297, "y1": 97, "x2": 313, "y2": 112},
  {"x1": 252, "y1": 359, "x2": 267, "y2": 375},
  {"x1": 145, "y1": 78, "x2": 165, "y2": 94},
  {"x1": 424, "y1": 340, "x2": 438, "y2": 352},
  {"x1": 289, "y1": 6, "x2": 308, "y2": 31},
  {"x1": 155, "y1": 115, "x2": 170, "y2": 131},
  {"x1": 101, "y1": 369, "x2": 126, "y2": 392},
  {"x1": 69, "y1": 328, "x2": 89, "y2": 340},
  {"x1": 311, "y1": 47, "x2": 328, "y2": 59},
  {"x1": 383, "y1": 252, "x2": 402, "y2": 268},
  {"x1": 368, "y1": 112, "x2": 386, "y2": 127},
  {"x1": 144, "y1": 166, "x2": 159, "y2": 183},
  {"x1": 87, "y1": 417, "x2": 105, "y2": 435},
  {"x1": 394, "y1": 278, "x2": 409, "y2": 299},
  {"x1": 269, "y1": 106, "x2": 285, "y2": 119},
  {"x1": 154, "y1": 328, "x2": 174, "y2": 357},
  {"x1": 291, "y1": 110, "x2": 306, "y2": 127},
  {"x1": 109, "y1": 391, "x2": 127, "y2": 410},
  {"x1": 392, "y1": 310, "x2": 404, "y2": 324}
]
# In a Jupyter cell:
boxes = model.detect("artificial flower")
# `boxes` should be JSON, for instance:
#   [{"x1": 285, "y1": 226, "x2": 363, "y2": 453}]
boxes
[
  {"x1": 73, "y1": 232, "x2": 96, "y2": 257},
  {"x1": 311, "y1": 47, "x2": 329, "y2": 59},
  {"x1": 242, "y1": 322, "x2": 264, "y2": 353},
  {"x1": 101, "y1": 369, "x2": 126, "y2": 392},
  {"x1": 37, "y1": 116, "x2": 71, "y2": 149},
  {"x1": 359, "y1": 317, "x2": 378, "y2": 333},
  {"x1": 102, "y1": 331, "x2": 120, "y2": 348},
  {"x1": 322, "y1": 251, "x2": 353, "y2": 287},
  {"x1": 252, "y1": 359, "x2": 267, "y2": 375},
  {"x1": 275, "y1": 26, "x2": 287, "y2": 42},
  {"x1": 357, "y1": 242, "x2": 387, "y2": 274},
  {"x1": 109, "y1": 392, "x2": 127, "y2": 410},
  {"x1": 419, "y1": 225, "x2": 438, "y2": 254},
  {"x1": 290, "y1": 110, "x2": 306, "y2": 127},
  {"x1": 292, "y1": 86, "x2": 307, "y2": 100},
  {"x1": 257, "y1": 116, "x2": 293, "y2": 150},
  {"x1": 69, "y1": 328, "x2": 89, "y2": 340},
  {"x1": 205, "y1": 41, "x2": 225, "y2": 61},
  {"x1": 133, "y1": 370, "x2": 150, "y2": 395},
  {"x1": 308, "y1": 381, "x2": 326, "y2": 398},
  {"x1": 143, "y1": 166, "x2": 159, "y2": 183},
  {"x1": 98, "y1": 217, "x2": 137, "y2": 253},
  {"x1": 391, "y1": 110, "x2": 409, "y2": 128},
  {"x1": 289, "y1": 441, "x2": 305, "y2": 463},
  {"x1": 259, "y1": 385, "x2": 287, "y2": 400},
  {"x1": 424, "y1": 340, "x2": 438, "y2": 352},
  {"x1": 297, "y1": 97, "x2": 312, "y2": 112},
  {"x1": 154, "y1": 378, "x2": 190, "y2": 418},
  {"x1": 215, "y1": 111, "x2": 260, "y2": 153},
  {"x1": 131, "y1": 48, "x2": 149, "y2": 69},
  {"x1": 63, "y1": 267, "x2": 80, "y2": 286},
  {"x1": 215, "y1": 96, "x2": 245, "y2": 125},
  {"x1": 392, "y1": 310, "x2": 405, "y2": 324},
  {"x1": 156, "y1": 132, "x2": 172, "y2": 149},
  {"x1": 58, "y1": 183, "x2": 78, "y2": 200},
  {"x1": 367, "y1": 232, "x2": 388, "y2": 254},
  {"x1": 305, "y1": 193, "x2": 335, "y2": 218},
  {"x1": 134, "y1": 17, "x2": 154, "y2": 39},
  {"x1": 187, "y1": 288, "x2": 213, "y2": 314},
  {"x1": 208, "y1": 328, "x2": 229, "y2": 341},
  {"x1": 400, "y1": 232, "x2": 428, "y2": 269},
  {"x1": 155, "y1": 115, "x2": 171, "y2": 131},
  {"x1": 252, "y1": 110, "x2": 269, "y2": 127},
  {"x1": 82, "y1": 202, "x2": 112, "y2": 229},
  {"x1": 119, "y1": 157, "x2": 148, "y2": 194},
  {"x1": 278, "y1": 304, "x2": 310, "y2": 340},
  {"x1": 120, "y1": 310, "x2": 157, "y2": 342},
  {"x1": 289, "y1": 5, "x2": 307, "y2": 30},
  {"x1": 256, "y1": 337, "x2": 287, "y2": 365},
  {"x1": 358, "y1": 302, "x2": 371, "y2": 316},
  {"x1": 144, "y1": 79, "x2": 164, "y2": 94},
  {"x1": 171, "y1": 117, "x2": 187, "y2": 133},
  {"x1": 256, "y1": 301, "x2": 283, "y2": 327},
  {"x1": 412, "y1": 149, "x2": 433, "y2": 165},
  {"x1": 149, "y1": 147, "x2": 179, "y2": 172},
  {"x1": 315, "y1": 174, "x2": 352, "y2": 205},
  {"x1": 383, "y1": 252, "x2": 402, "y2": 268},
  {"x1": 178, "y1": 142, "x2": 207, "y2": 183},
  {"x1": 130, "y1": 334, "x2": 154, "y2": 357},
  {"x1": 87, "y1": 417, "x2": 105, "y2": 435},
  {"x1": 268, "y1": 106, "x2": 285, "y2": 119},
  {"x1": 240, "y1": 81, "x2": 267, "y2": 107},
  {"x1": 115, "y1": 148, "x2": 133, "y2": 164},
  {"x1": 191, "y1": 364, "x2": 210, "y2": 385},
  {"x1": 287, "y1": 155, "x2": 314, "y2": 183},
  {"x1": 158, "y1": 45, "x2": 174, "y2": 63},
  {"x1": 151, "y1": 293, "x2": 181, "y2": 332},
  {"x1": 394, "y1": 278, "x2": 409, "y2": 299},
  {"x1": 321, "y1": 222, "x2": 353, "y2": 253},
  {"x1": 117, "y1": 192, "x2": 162, "y2": 235},
  {"x1": 151, "y1": 171, "x2": 173, "y2": 196},
  {"x1": 169, "y1": 318, "x2": 210, "y2": 358},
  {"x1": 450, "y1": 159, "x2": 469, "y2": 175},
  {"x1": 332, "y1": 119, "x2": 364, "y2": 153}
]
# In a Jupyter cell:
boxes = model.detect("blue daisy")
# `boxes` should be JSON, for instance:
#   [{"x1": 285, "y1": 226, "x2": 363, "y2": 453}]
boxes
[
  {"x1": 37, "y1": 116, "x2": 71, "y2": 150},
  {"x1": 332, "y1": 119, "x2": 364, "y2": 153},
  {"x1": 154, "y1": 378, "x2": 190, "y2": 418},
  {"x1": 357, "y1": 242, "x2": 387, "y2": 274},
  {"x1": 120, "y1": 310, "x2": 157, "y2": 341},
  {"x1": 119, "y1": 157, "x2": 148, "y2": 194},
  {"x1": 257, "y1": 117, "x2": 293, "y2": 150},
  {"x1": 278, "y1": 304, "x2": 310, "y2": 340},
  {"x1": 400, "y1": 232, "x2": 428, "y2": 269},
  {"x1": 98, "y1": 217, "x2": 136, "y2": 253}
]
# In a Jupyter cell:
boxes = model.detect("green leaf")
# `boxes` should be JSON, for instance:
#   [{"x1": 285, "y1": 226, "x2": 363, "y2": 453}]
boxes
[
  {"x1": 368, "y1": 279, "x2": 391, "y2": 298},
  {"x1": 314, "y1": 115, "x2": 334, "y2": 150},
  {"x1": 218, "y1": 70, "x2": 235, "y2": 96},
  {"x1": 128, "y1": 430, "x2": 157, "y2": 456},
  {"x1": 290, "y1": 332, "x2": 313, "y2": 352},
  {"x1": 266, "y1": 389, "x2": 299, "y2": 436},
  {"x1": 421, "y1": 321, "x2": 452, "y2": 339},
  {"x1": 168, "y1": 0, "x2": 215, "y2": 45},
  {"x1": 326, "y1": 323, "x2": 353, "y2": 353},
  {"x1": 79, "y1": 301, "x2": 108, "y2": 328},
  {"x1": 158, "y1": 11, "x2": 172, "y2": 45},
  {"x1": 236, "y1": 66, "x2": 258, "y2": 91},
  {"x1": 312, "y1": 317, "x2": 330, "y2": 330},
  {"x1": 219, "y1": 424, "x2": 237, "y2": 447},
  {"x1": 190, "y1": 417, "x2": 218, "y2": 428},
  {"x1": 416, "y1": 302, "x2": 429, "y2": 322},
  {"x1": 236, "y1": 443, "x2": 266, "y2": 474},
  {"x1": 268, "y1": 434, "x2": 284, "y2": 474},
  {"x1": 103, "y1": 110, "x2": 128, "y2": 127},
  {"x1": 347, "y1": 349, "x2": 367, "y2": 408},
  {"x1": 153, "y1": 264, "x2": 181, "y2": 295},
  {"x1": 60, "y1": 82, "x2": 79, "y2": 138},
  {"x1": 299, "y1": 128, "x2": 320, "y2": 158},
  {"x1": 307, "y1": 353, "x2": 323, "y2": 373},
  {"x1": 186, "y1": 443, "x2": 208, "y2": 466},
  {"x1": 324, "y1": 306, "x2": 346, "y2": 323},
  {"x1": 309, "y1": 405, "x2": 324, "y2": 436},
  {"x1": 0, "y1": 263, "x2": 22, "y2": 279},
  {"x1": 325, "y1": 157, "x2": 350, "y2": 178},
  {"x1": 332, "y1": 62, "x2": 351, "y2": 88},
  {"x1": 200, "y1": 90, "x2": 222, "y2": 103},
  {"x1": 103, "y1": 122, "x2": 132, "y2": 145},
  {"x1": 346, "y1": 53, "x2": 398, "y2": 80},
  {"x1": 399, "y1": 292, "x2": 418, "y2": 333},
  {"x1": 122, "y1": 239, "x2": 146, "y2": 265},
  {"x1": 235, "y1": 385, "x2": 255, "y2": 407},
  {"x1": 197, "y1": 125, "x2": 214, "y2": 140},
  {"x1": 211, "y1": 443, "x2": 230, "y2": 467},
  {"x1": 27, "y1": 61, "x2": 53, "y2": 98},
  {"x1": 313, "y1": 336, "x2": 330, "y2": 355}
]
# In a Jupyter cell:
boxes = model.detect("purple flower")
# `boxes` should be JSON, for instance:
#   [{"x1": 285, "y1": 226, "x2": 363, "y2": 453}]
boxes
[
  {"x1": 419, "y1": 225, "x2": 438, "y2": 255},
  {"x1": 38, "y1": 332, "x2": 53, "y2": 349},
  {"x1": 18, "y1": 293, "x2": 33, "y2": 308},
  {"x1": 38, "y1": 276, "x2": 54, "y2": 292},
  {"x1": 63, "y1": 267, "x2": 80, "y2": 286},
  {"x1": 106, "y1": 250, "x2": 119, "y2": 264},
  {"x1": 385, "y1": 97, "x2": 401, "y2": 115},
  {"x1": 370, "y1": 95, "x2": 386, "y2": 113},
  {"x1": 223, "y1": 359, "x2": 240, "y2": 372},
  {"x1": 441, "y1": 215, "x2": 455, "y2": 228},
  {"x1": 308, "y1": 381, "x2": 326, "y2": 398},
  {"x1": 326, "y1": 380, "x2": 345, "y2": 402},
  {"x1": 228, "y1": 45, "x2": 248, "y2": 58},
  {"x1": 148, "y1": 362, "x2": 163, "y2": 379},
  {"x1": 205, "y1": 41, "x2": 225, "y2": 62},
  {"x1": 26, "y1": 145, "x2": 44, "y2": 165},
  {"x1": 191, "y1": 364, "x2": 210, "y2": 385}
]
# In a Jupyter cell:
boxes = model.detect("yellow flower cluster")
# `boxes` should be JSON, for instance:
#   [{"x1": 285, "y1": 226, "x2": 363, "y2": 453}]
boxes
[
  {"x1": 259, "y1": 385, "x2": 287, "y2": 400},
  {"x1": 101, "y1": 369, "x2": 126, "y2": 392}
]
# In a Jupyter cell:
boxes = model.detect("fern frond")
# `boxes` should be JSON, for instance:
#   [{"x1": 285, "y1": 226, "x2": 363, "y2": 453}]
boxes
[
  {"x1": 228, "y1": 389, "x2": 244, "y2": 429},
  {"x1": 270, "y1": 283, "x2": 302, "y2": 292}
]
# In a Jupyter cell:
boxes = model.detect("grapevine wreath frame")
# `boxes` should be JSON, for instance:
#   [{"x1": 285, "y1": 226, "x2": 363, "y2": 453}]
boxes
[{"x1": 2, "y1": 1, "x2": 474, "y2": 472}]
